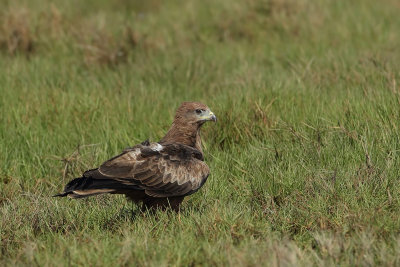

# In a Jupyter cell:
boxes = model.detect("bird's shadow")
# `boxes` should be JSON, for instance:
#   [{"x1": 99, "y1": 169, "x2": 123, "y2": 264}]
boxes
[
  {"x1": 103, "y1": 203, "x2": 205, "y2": 228},
  {"x1": 110, "y1": 204, "x2": 141, "y2": 223}
]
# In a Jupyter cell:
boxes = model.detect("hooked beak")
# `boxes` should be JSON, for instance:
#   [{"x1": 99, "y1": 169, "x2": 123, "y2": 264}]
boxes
[
  {"x1": 209, "y1": 112, "x2": 217, "y2": 122},
  {"x1": 200, "y1": 110, "x2": 217, "y2": 122}
]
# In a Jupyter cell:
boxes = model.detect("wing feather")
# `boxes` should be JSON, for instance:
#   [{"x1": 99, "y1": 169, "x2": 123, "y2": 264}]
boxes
[{"x1": 98, "y1": 143, "x2": 209, "y2": 197}]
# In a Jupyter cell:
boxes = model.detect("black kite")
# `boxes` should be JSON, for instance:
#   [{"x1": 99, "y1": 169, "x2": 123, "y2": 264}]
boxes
[{"x1": 54, "y1": 102, "x2": 216, "y2": 211}]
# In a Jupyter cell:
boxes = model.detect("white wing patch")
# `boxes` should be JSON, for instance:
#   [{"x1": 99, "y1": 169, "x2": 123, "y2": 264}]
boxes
[
  {"x1": 150, "y1": 143, "x2": 163, "y2": 151},
  {"x1": 127, "y1": 148, "x2": 141, "y2": 159}
]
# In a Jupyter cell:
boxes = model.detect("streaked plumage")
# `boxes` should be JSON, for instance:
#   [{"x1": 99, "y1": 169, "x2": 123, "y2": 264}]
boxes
[{"x1": 54, "y1": 102, "x2": 216, "y2": 211}]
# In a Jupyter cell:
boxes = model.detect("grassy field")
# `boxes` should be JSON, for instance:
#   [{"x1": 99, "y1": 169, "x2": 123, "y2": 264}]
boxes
[{"x1": 1, "y1": 0, "x2": 400, "y2": 265}]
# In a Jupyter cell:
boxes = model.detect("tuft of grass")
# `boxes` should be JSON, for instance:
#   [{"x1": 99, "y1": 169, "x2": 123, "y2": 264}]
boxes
[
  {"x1": 77, "y1": 28, "x2": 130, "y2": 67},
  {"x1": 0, "y1": 8, "x2": 34, "y2": 55}
]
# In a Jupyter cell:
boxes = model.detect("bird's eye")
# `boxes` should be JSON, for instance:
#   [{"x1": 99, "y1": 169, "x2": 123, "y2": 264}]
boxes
[{"x1": 195, "y1": 109, "x2": 202, "y2": 114}]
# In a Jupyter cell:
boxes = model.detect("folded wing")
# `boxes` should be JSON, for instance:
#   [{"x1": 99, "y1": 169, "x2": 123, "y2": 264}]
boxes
[{"x1": 98, "y1": 143, "x2": 210, "y2": 197}]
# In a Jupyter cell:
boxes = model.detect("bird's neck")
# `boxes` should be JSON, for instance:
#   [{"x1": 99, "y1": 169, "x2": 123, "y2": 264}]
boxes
[{"x1": 160, "y1": 121, "x2": 203, "y2": 153}]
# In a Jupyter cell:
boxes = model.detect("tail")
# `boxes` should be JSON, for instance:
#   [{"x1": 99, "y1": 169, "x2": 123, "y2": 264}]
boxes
[{"x1": 53, "y1": 169, "x2": 141, "y2": 199}]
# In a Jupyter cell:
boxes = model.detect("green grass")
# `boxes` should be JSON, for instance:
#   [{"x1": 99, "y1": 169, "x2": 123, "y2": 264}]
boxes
[{"x1": 1, "y1": 0, "x2": 400, "y2": 265}]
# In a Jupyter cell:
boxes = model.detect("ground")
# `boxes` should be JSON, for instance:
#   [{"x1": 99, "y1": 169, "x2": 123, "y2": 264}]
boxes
[{"x1": 1, "y1": 0, "x2": 400, "y2": 266}]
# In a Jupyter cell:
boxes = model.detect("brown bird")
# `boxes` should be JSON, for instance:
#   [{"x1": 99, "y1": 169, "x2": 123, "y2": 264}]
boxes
[{"x1": 54, "y1": 102, "x2": 216, "y2": 211}]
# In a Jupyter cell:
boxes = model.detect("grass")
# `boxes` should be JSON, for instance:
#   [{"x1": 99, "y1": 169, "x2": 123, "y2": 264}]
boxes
[{"x1": 1, "y1": 0, "x2": 400, "y2": 265}]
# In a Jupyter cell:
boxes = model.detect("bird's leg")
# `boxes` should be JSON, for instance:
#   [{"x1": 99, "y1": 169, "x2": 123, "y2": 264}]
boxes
[
  {"x1": 130, "y1": 201, "x2": 137, "y2": 220},
  {"x1": 168, "y1": 196, "x2": 184, "y2": 212}
]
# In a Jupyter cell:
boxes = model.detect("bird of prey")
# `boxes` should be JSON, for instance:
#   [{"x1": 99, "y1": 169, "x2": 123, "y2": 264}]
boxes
[{"x1": 54, "y1": 102, "x2": 217, "y2": 211}]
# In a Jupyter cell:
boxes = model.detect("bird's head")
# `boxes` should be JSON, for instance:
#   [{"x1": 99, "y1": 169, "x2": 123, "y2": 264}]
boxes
[
  {"x1": 174, "y1": 102, "x2": 217, "y2": 126},
  {"x1": 161, "y1": 102, "x2": 216, "y2": 149}
]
